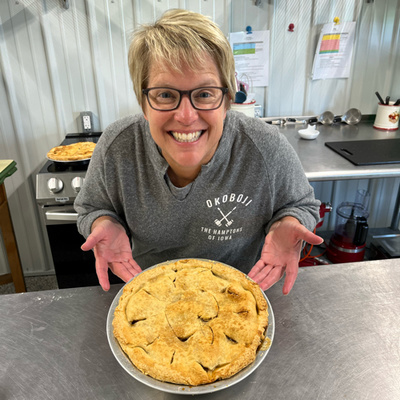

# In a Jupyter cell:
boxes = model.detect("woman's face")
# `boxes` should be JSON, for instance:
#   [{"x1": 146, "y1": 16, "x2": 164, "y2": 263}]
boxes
[{"x1": 143, "y1": 54, "x2": 227, "y2": 186}]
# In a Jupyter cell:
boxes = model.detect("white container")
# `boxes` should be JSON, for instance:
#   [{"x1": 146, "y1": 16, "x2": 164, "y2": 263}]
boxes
[
  {"x1": 373, "y1": 101, "x2": 400, "y2": 131},
  {"x1": 298, "y1": 124, "x2": 320, "y2": 140},
  {"x1": 230, "y1": 100, "x2": 256, "y2": 118}
]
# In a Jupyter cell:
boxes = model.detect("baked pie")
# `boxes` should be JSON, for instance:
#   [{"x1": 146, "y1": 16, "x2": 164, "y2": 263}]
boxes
[
  {"x1": 47, "y1": 141, "x2": 96, "y2": 161},
  {"x1": 113, "y1": 259, "x2": 269, "y2": 386}
]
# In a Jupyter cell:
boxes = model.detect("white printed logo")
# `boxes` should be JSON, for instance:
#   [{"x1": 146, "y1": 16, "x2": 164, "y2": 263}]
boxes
[
  {"x1": 214, "y1": 207, "x2": 236, "y2": 227},
  {"x1": 201, "y1": 192, "x2": 252, "y2": 242}
]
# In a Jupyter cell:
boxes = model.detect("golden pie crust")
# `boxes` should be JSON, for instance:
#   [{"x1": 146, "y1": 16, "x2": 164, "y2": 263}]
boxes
[
  {"x1": 113, "y1": 259, "x2": 269, "y2": 386},
  {"x1": 47, "y1": 141, "x2": 96, "y2": 161}
]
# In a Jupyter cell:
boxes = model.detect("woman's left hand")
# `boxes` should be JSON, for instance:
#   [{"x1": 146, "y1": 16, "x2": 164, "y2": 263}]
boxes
[{"x1": 248, "y1": 216, "x2": 323, "y2": 295}]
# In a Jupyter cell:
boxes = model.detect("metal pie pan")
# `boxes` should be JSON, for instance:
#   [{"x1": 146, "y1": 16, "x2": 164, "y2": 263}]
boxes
[
  {"x1": 106, "y1": 258, "x2": 275, "y2": 395},
  {"x1": 46, "y1": 156, "x2": 91, "y2": 163}
]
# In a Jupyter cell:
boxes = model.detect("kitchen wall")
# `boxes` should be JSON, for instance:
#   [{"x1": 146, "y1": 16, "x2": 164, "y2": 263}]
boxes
[{"x1": 0, "y1": 0, "x2": 399, "y2": 276}]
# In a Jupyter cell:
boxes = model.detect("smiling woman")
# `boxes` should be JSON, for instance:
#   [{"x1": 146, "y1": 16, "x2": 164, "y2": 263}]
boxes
[{"x1": 74, "y1": 8, "x2": 322, "y2": 297}]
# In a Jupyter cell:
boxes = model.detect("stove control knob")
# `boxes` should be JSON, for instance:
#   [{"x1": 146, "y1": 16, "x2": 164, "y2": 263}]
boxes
[
  {"x1": 71, "y1": 177, "x2": 84, "y2": 193},
  {"x1": 48, "y1": 177, "x2": 64, "y2": 194}
]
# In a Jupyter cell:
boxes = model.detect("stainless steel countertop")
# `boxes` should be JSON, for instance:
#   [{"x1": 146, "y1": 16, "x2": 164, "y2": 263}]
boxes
[
  {"x1": 261, "y1": 117, "x2": 400, "y2": 181},
  {"x1": 1, "y1": 259, "x2": 400, "y2": 399}
]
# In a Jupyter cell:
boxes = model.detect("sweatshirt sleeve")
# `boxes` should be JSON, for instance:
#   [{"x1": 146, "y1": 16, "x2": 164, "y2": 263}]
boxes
[
  {"x1": 262, "y1": 127, "x2": 320, "y2": 233},
  {"x1": 74, "y1": 126, "x2": 129, "y2": 239},
  {"x1": 229, "y1": 113, "x2": 320, "y2": 235}
]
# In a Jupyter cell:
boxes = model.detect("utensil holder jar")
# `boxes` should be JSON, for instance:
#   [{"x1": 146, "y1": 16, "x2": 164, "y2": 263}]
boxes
[{"x1": 374, "y1": 102, "x2": 400, "y2": 131}]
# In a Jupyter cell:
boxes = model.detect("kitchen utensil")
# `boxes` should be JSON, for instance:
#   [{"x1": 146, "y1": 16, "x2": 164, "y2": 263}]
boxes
[
  {"x1": 286, "y1": 117, "x2": 317, "y2": 124},
  {"x1": 374, "y1": 101, "x2": 400, "y2": 130},
  {"x1": 375, "y1": 91, "x2": 385, "y2": 104},
  {"x1": 298, "y1": 124, "x2": 320, "y2": 140},
  {"x1": 106, "y1": 259, "x2": 275, "y2": 395},
  {"x1": 394, "y1": 98, "x2": 400, "y2": 106},
  {"x1": 343, "y1": 108, "x2": 362, "y2": 124},
  {"x1": 234, "y1": 91, "x2": 246, "y2": 103},
  {"x1": 334, "y1": 108, "x2": 362, "y2": 125},
  {"x1": 318, "y1": 111, "x2": 334, "y2": 125},
  {"x1": 385, "y1": 96, "x2": 390, "y2": 105},
  {"x1": 266, "y1": 118, "x2": 286, "y2": 125}
]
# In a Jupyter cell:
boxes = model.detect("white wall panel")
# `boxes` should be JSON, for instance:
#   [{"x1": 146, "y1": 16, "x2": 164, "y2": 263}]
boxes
[
  {"x1": 269, "y1": 0, "x2": 313, "y2": 116},
  {"x1": 0, "y1": 0, "x2": 399, "y2": 276},
  {"x1": 0, "y1": 1, "x2": 55, "y2": 276}
]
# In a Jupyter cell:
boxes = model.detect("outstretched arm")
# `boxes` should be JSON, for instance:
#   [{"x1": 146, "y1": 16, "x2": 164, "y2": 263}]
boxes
[
  {"x1": 248, "y1": 216, "x2": 323, "y2": 295},
  {"x1": 81, "y1": 216, "x2": 142, "y2": 291}
]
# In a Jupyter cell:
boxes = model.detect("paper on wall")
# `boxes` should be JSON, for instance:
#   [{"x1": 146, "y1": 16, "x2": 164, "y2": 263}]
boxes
[
  {"x1": 312, "y1": 21, "x2": 356, "y2": 80},
  {"x1": 229, "y1": 30, "x2": 269, "y2": 87}
]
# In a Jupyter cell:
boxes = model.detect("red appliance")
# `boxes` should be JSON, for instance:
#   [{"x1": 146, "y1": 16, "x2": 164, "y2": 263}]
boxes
[
  {"x1": 299, "y1": 202, "x2": 331, "y2": 267},
  {"x1": 326, "y1": 202, "x2": 369, "y2": 263},
  {"x1": 316, "y1": 202, "x2": 332, "y2": 229}
]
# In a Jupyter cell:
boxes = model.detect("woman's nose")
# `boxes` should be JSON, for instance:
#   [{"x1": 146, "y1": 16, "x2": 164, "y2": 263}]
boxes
[{"x1": 174, "y1": 95, "x2": 198, "y2": 124}]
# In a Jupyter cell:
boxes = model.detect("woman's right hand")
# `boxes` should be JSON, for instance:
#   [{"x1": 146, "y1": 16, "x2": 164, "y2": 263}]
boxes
[{"x1": 81, "y1": 216, "x2": 142, "y2": 291}]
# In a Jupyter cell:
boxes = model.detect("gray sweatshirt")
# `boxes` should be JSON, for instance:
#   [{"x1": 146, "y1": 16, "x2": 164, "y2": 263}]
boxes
[{"x1": 74, "y1": 110, "x2": 320, "y2": 274}]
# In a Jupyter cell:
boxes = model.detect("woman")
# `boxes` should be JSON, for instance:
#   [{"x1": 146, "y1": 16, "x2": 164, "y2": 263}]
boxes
[{"x1": 74, "y1": 9, "x2": 323, "y2": 294}]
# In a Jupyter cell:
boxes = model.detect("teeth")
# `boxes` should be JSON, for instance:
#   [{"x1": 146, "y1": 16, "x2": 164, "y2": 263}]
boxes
[{"x1": 171, "y1": 130, "x2": 202, "y2": 143}]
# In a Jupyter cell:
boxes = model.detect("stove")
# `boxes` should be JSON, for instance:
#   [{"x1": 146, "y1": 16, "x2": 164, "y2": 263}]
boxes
[
  {"x1": 36, "y1": 132, "x2": 101, "y2": 209},
  {"x1": 36, "y1": 132, "x2": 123, "y2": 288}
]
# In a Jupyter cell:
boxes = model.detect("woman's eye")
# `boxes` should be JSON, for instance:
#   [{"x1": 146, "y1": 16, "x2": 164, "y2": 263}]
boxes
[
  {"x1": 199, "y1": 90, "x2": 209, "y2": 96},
  {"x1": 158, "y1": 91, "x2": 174, "y2": 99},
  {"x1": 152, "y1": 90, "x2": 178, "y2": 103},
  {"x1": 196, "y1": 90, "x2": 214, "y2": 99}
]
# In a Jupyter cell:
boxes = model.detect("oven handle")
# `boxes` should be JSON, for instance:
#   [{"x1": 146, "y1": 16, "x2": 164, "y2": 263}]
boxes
[{"x1": 45, "y1": 210, "x2": 78, "y2": 222}]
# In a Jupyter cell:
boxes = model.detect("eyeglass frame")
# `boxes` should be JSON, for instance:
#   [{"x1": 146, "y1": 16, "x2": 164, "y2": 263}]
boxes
[{"x1": 142, "y1": 86, "x2": 229, "y2": 111}]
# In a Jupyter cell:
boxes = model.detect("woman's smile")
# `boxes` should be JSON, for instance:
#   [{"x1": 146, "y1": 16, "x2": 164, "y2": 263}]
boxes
[{"x1": 169, "y1": 130, "x2": 204, "y2": 143}]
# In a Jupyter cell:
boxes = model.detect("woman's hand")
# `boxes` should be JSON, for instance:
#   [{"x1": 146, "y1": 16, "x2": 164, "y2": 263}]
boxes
[
  {"x1": 248, "y1": 216, "x2": 323, "y2": 295},
  {"x1": 80, "y1": 216, "x2": 142, "y2": 291}
]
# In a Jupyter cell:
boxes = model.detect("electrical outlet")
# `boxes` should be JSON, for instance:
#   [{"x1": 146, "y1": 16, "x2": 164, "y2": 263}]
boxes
[
  {"x1": 83, "y1": 116, "x2": 91, "y2": 130},
  {"x1": 80, "y1": 111, "x2": 93, "y2": 132}
]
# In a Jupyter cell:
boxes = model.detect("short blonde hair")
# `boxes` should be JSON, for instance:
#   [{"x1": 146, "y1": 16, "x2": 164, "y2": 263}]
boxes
[{"x1": 128, "y1": 9, "x2": 236, "y2": 109}]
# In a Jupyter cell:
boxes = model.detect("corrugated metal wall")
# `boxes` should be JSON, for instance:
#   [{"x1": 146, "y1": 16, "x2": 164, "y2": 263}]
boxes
[{"x1": 0, "y1": 0, "x2": 399, "y2": 276}]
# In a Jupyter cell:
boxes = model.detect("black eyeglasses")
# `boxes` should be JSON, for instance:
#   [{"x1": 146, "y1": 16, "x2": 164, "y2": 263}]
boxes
[{"x1": 142, "y1": 87, "x2": 228, "y2": 111}]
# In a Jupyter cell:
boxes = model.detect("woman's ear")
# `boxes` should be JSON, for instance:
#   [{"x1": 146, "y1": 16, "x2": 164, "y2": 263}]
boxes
[{"x1": 142, "y1": 103, "x2": 149, "y2": 120}]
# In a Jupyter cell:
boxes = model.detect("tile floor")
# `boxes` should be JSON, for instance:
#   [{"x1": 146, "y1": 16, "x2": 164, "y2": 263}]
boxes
[{"x1": 0, "y1": 274, "x2": 59, "y2": 295}]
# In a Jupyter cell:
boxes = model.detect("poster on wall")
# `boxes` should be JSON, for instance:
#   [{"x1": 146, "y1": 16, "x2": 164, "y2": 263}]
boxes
[
  {"x1": 312, "y1": 21, "x2": 356, "y2": 80},
  {"x1": 229, "y1": 30, "x2": 269, "y2": 87}
]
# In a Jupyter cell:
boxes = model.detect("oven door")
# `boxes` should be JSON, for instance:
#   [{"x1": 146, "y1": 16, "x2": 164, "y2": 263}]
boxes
[{"x1": 43, "y1": 205, "x2": 123, "y2": 288}]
